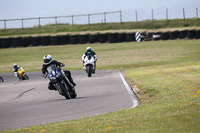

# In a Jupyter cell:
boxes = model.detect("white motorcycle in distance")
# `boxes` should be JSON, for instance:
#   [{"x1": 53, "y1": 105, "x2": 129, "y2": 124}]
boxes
[{"x1": 83, "y1": 55, "x2": 95, "y2": 77}]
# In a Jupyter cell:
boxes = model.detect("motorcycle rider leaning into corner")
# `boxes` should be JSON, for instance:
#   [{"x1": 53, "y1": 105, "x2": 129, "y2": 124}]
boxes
[
  {"x1": 13, "y1": 63, "x2": 21, "y2": 78},
  {"x1": 41, "y1": 55, "x2": 76, "y2": 91},
  {"x1": 82, "y1": 47, "x2": 97, "y2": 69}
]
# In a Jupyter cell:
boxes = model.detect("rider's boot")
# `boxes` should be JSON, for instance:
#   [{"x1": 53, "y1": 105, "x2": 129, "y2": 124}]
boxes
[
  {"x1": 69, "y1": 77, "x2": 76, "y2": 86},
  {"x1": 64, "y1": 70, "x2": 76, "y2": 87}
]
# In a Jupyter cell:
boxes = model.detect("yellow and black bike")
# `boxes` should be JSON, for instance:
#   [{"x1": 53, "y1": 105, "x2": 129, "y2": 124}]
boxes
[{"x1": 15, "y1": 67, "x2": 29, "y2": 80}]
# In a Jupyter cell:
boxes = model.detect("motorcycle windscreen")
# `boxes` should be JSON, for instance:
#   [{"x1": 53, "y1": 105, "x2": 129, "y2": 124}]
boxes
[
  {"x1": 87, "y1": 55, "x2": 92, "y2": 60},
  {"x1": 47, "y1": 64, "x2": 57, "y2": 74}
]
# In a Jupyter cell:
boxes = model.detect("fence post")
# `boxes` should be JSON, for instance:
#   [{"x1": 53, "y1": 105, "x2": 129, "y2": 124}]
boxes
[
  {"x1": 104, "y1": 12, "x2": 106, "y2": 23},
  {"x1": 4, "y1": 20, "x2": 6, "y2": 30},
  {"x1": 88, "y1": 14, "x2": 90, "y2": 25},
  {"x1": 22, "y1": 19, "x2": 24, "y2": 29},
  {"x1": 120, "y1": 10, "x2": 122, "y2": 23},
  {"x1": 72, "y1": 15, "x2": 74, "y2": 25},
  {"x1": 151, "y1": 9, "x2": 154, "y2": 22},
  {"x1": 196, "y1": 8, "x2": 199, "y2": 19},
  {"x1": 101, "y1": 20, "x2": 103, "y2": 29},
  {"x1": 55, "y1": 17, "x2": 57, "y2": 25},
  {"x1": 166, "y1": 8, "x2": 168, "y2": 21},
  {"x1": 135, "y1": 10, "x2": 138, "y2": 22},
  {"x1": 183, "y1": 8, "x2": 185, "y2": 20},
  {"x1": 38, "y1": 17, "x2": 41, "y2": 27}
]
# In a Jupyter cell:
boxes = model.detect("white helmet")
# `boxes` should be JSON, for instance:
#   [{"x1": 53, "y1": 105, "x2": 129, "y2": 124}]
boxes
[
  {"x1": 13, "y1": 63, "x2": 17, "y2": 67},
  {"x1": 43, "y1": 55, "x2": 52, "y2": 65},
  {"x1": 87, "y1": 47, "x2": 92, "y2": 52}
]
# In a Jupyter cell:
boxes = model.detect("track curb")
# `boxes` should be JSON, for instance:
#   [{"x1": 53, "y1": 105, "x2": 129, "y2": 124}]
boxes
[{"x1": 119, "y1": 72, "x2": 140, "y2": 108}]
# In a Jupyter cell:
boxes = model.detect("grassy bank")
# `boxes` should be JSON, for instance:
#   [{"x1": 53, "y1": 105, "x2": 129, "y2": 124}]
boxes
[
  {"x1": 1, "y1": 40, "x2": 200, "y2": 132},
  {"x1": 0, "y1": 18, "x2": 200, "y2": 37}
]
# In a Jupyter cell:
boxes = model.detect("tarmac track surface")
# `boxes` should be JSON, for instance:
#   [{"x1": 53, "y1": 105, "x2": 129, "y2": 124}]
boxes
[{"x1": 0, "y1": 70, "x2": 138, "y2": 131}]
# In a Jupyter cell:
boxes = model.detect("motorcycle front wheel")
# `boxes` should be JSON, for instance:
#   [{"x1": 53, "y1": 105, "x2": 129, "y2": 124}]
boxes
[
  {"x1": 87, "y1": 65, "x2": 92, "y2": 77},
  {"x1": 61, "y1": 84, "x2": 71, "y2": 99}
]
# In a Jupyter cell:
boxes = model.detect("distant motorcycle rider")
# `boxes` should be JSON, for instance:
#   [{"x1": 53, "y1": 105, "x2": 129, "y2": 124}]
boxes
[
  {"x1": 13, "y1": 63, "x2": 21, "y2": 78},
  {"x1": 82, "y1": 47, "x2": 97, "y2": 69},
  {"x1": 42, "y1": 55, "x2": 76, "y2": 91}
]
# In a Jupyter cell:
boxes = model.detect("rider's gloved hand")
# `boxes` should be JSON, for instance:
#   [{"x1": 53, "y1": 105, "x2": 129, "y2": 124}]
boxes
[
  {"x1": 14, "y1": 72, "x2": 18, "y2": 77},
  {"x1": 41, "y1": 73, "x2": 47, "y2": 78},
  {"x1": 60, "y1": 63, "x2": 65, "y2": 67}
]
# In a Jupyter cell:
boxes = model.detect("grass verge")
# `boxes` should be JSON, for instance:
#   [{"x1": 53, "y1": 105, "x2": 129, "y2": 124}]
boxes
[{"x1": 0, "y1": 40, "x2": 200, "y2": 132}]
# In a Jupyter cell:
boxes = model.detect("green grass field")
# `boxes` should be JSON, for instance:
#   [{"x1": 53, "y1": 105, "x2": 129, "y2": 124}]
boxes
[{"x1": 0, "y1": 40, "x2": 200, "y2": 133}]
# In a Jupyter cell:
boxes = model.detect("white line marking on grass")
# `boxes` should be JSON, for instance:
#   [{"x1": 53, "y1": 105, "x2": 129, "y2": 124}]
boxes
[{"x1": 119, "y1": 72, "x2": 140, "y2": 108}]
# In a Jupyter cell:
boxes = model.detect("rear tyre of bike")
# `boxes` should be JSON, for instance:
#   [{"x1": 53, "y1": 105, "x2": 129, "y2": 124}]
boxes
[
  {"x1": 70, "y1": 87, "x2": 77, "y2": 98},
  {"x1": 23, "y1": 75, "x2": 29, "y2": 80},
  {"x1": 87, "y1": 66, "x2": 92, "y2": 77},
  {"x1": 61, "y1": 84, "x2": 71, "y2": 99},
  {"x1": 0, "y1": 76, "x2": 4, "y2": 83}
]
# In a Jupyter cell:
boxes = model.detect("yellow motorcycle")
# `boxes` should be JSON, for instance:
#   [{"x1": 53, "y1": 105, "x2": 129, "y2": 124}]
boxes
[{"x1": 16, "y1": 67, "x2": 29, "y2": 80}]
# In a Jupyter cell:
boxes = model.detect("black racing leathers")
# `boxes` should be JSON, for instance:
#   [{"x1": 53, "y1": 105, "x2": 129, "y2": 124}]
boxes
[
  {"x1": 82, "y1": 51, "x2": 97, "y2": 60},
  {"x1": 42, "y1": 60, "x2": 62, "y2": 75}
]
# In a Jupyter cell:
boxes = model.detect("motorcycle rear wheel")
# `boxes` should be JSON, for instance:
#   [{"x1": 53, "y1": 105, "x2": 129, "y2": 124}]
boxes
[
  {"x1": 23, "y1": 75, "x2": 29, "y2": 80},
  {"x1": 70, "y1": 87, "x2": 77, "y2": 98}
]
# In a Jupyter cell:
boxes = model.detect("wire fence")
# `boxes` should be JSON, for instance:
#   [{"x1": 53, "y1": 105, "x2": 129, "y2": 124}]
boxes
[
  {"x1": 0, "y1": 11, "x2": 122, "y2": 30},
  {"x1": 0, "y1": 8, "x2": 199, "y2": 30}
]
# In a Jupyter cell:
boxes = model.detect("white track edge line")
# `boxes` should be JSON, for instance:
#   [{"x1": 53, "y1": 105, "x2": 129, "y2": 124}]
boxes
[{"x1": 119, "y1": 72, "x2": 140, "y2": 108}]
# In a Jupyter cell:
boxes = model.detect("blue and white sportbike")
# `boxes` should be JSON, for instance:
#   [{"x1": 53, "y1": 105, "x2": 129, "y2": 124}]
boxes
[{"x1": 47, "y1": 64, "x2": 77, "y2": 99}]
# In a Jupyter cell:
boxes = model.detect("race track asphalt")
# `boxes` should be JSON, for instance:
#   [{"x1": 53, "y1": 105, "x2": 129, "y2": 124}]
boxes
[{"x1": 0, "y1": 70, "x2": 139, "y2": 130}]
